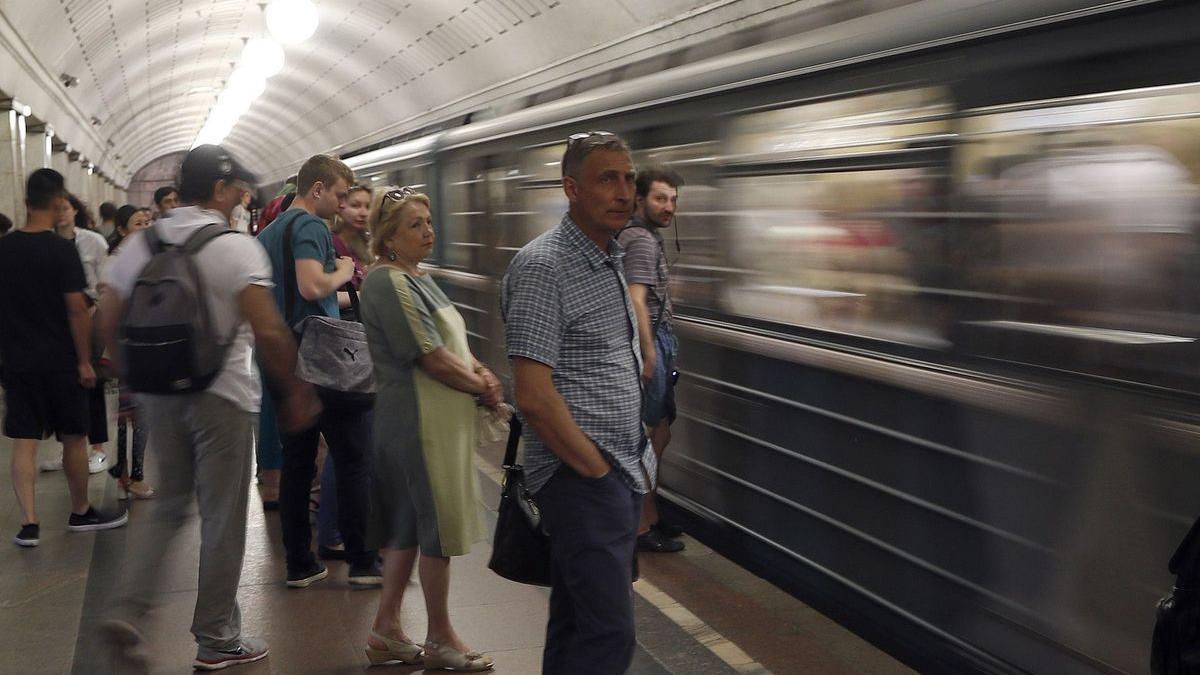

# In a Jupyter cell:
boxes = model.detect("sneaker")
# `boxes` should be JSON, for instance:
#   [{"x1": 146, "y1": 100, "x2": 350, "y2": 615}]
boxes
[
  {"x1": 39, "y1": 457, "x2": 63, "y2": 472},
  {"x1": 193, "y1": 636, "x2": 269, "y2": 671},
  {"x1": 348, "y1": 559, "x2": 384, "y2": 587},
  {"x1": 317, "y1": 543, "x2": 346, "y2": 561},
  {"x1": 88, "y1": 451, "x2": 108, "y2": 475},
  {"x1": 67, "y1": 506, "x2": 128, "y2": 532},
  {"x1": 654, "y1": 521, "x2": 684, "y2": 538},
  {"x1": 285, "y1": 562, "x2": 328, "y2": 588},
  {"x1": 637, "y1": 529, "x2": 684, "y2": 553},
  {"x1": 13, "y1": 523, "x2": 39, "y2": 547}
]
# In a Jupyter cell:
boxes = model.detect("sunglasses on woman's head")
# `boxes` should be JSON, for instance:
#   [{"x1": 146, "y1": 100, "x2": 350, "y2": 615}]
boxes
[{"x1": 384, "y1": 186, "x2": 419, "y2": 202}]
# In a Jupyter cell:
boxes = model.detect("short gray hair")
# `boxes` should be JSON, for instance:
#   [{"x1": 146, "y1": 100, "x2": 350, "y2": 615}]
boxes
[{"x1": 562, "y1": 131, "x2": 632, "y2": 179}]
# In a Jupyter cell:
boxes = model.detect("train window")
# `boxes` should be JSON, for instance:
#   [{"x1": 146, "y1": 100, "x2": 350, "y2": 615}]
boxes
[
  {"x1": 954, "y1": 83, "x2": 1200, "y2": 387},
  {"x1": 442, "y1": 159, "x2": 488, "y2": 271},
  {"x1": 718, "y1": 88, "x2": 956, "y2": 348}
]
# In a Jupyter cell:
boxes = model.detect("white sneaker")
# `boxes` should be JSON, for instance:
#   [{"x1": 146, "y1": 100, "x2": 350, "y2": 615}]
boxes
[
  {"x1": 39, "y1": 457, "x2": 63, "y2": 472},
  {"x1": 88, "y1": 452, "x2": 108, "y2": 475}
]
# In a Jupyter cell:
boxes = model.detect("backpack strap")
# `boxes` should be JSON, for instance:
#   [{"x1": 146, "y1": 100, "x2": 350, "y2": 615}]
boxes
[
  {"x1": 142, "y1": 223, "x2": 167, "y2": 255},
  {"x1": 180, "y1": 222, "x2": 236, "y2": 254},
  {"x1": 279, "y1": 211, "x2": 303, "y2": 326}
]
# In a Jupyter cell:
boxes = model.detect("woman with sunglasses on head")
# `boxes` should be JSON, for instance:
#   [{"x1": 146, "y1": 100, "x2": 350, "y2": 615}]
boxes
[{"x1": 358, "y1": 187, "x2": 502, "y2": 671}]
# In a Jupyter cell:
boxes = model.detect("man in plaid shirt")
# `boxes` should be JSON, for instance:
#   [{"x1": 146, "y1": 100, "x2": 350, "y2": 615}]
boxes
[{"x1": 502, "y1": 131, "x2": 647, "y2": 675}]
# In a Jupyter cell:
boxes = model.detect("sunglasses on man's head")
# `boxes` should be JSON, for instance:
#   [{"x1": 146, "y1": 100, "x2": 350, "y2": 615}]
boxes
[{"x1": 566, "y1": 130, "x2": 615, "y2": 148}]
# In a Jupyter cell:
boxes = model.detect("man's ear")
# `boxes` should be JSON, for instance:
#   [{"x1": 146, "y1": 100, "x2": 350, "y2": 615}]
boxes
[{"x1": 562, "y1": 175, "x2": 579, "y2": 204}]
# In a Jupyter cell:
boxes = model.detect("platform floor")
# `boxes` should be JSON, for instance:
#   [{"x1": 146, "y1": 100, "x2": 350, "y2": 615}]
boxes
[{"x1": 0, "y1": 429, "x2": 915, "y2": 675}]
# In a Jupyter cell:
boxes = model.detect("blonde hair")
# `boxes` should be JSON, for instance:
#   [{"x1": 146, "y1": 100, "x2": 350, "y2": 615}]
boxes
[
  {"x1": 332, "y1": 185, "x2": 374, "y2": 264},
  {"x1": 369, "y1": 186, "x2": 431, "y2": 259}
]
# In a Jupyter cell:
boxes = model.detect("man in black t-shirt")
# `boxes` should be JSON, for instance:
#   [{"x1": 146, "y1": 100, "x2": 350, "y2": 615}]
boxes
[{"x1": 0, "y1": 169, "x2": 127, "y2": 548}]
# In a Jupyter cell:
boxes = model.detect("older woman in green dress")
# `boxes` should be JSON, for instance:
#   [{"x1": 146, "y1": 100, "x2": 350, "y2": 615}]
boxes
[{"x1": 359, "y1": 187, "x2": 503, "y2": 671}]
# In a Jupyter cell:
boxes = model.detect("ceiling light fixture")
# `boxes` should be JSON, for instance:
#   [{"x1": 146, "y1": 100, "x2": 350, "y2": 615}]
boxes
[
  {"x1": 266, "y1": 0, "x2": 319, "y2": 45},
  {"x1": 241, "y1": 37, "x2": 285, "y2": 78}
]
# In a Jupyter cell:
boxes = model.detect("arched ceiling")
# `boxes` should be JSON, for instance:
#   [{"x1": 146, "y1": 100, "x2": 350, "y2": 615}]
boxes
[{"x1": 0, "y1": 0, "x2": 809, "y2": 184}]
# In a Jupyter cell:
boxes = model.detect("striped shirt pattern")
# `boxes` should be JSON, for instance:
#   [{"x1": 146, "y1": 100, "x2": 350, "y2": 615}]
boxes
[{"x1": 501, "y1": 214, "x2": 648, "y2": 495}]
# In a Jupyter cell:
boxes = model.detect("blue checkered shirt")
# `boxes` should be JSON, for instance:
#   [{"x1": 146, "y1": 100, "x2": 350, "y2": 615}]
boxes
[{"x1": 501, "y1": 214, "x2": 649, "y2": 496}]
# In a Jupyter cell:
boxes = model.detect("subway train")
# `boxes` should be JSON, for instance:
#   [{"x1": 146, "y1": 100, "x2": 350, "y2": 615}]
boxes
[{"x1": 323, "y1": 1, "x2": 1200, "y2": 673}]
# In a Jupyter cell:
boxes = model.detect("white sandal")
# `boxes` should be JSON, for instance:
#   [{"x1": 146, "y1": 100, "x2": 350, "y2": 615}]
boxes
[
  {"x1": 364, "y1": 632, "x2": 423, "y2": 666},
  {"x1": 423, "y1": 640, "x2": 493, "y2": 672}
]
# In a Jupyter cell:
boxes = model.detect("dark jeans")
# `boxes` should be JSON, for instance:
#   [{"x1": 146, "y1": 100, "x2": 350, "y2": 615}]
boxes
[
  {"x1": 537, "y1": 466, "x2": 642, "y2": 675},
  {"x1": 279, "y1": 400, "x2": 374, "y2": 569}
]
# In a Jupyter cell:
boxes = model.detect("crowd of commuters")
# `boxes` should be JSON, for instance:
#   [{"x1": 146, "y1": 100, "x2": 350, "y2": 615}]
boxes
[{"x1": 0, "y1": 127, "x2": 685, "y2": 673}]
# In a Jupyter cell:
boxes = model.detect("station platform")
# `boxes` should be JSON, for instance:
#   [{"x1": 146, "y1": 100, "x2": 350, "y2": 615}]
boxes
[{"x1": 0, "y1": 433, "x2": 915, "y2": 675}]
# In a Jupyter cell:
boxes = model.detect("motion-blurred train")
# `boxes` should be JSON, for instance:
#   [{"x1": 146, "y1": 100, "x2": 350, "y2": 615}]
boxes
[{"x1": 306, "y1": 1, "x2": 1200, "y2": 672}]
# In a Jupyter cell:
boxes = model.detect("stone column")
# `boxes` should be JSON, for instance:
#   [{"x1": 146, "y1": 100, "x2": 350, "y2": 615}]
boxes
[
  {"x1": 65, "y1": 149, "x2": 82, "y2": 198},
  {"x1": 51, "y1": 138, "x2": 68, "y2": 175},
  {"x1": 24, "y1": 122, "x2": 50, "y2": 171},
  {"x1": 0, "y1": 106, "x2": 24, "y2": 227}
]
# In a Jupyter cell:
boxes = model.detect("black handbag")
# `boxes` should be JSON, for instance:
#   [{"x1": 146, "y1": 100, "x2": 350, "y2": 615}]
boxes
[
  {"x1": 487, "y1": 416, "x2": 552, "y2": 586},
  {"x1": 1153, "y1": 515, "x2": 1200, "y2": 674}
]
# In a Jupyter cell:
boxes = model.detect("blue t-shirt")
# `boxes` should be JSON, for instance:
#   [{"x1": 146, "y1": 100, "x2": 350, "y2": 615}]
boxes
[{"x1": 256, "y1": 208, "x2": 339, "y2": 325}]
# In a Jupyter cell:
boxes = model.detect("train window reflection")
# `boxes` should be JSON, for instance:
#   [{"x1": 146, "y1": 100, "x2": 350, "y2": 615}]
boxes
[
  {"x1": 722, "y1": 169, "x2": 952, "y2": 348},
  {"x1": 956, "y1": 84, "x2": 1200, "y2": 384},
  {"x1": 718, "y1": 88, "x2": 956, "y2": 348}
]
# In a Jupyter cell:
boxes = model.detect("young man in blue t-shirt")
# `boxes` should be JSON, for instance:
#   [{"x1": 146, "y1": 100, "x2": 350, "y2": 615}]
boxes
[{"x1": 256, "y1": 154, "x2": 380, "y2": 588}]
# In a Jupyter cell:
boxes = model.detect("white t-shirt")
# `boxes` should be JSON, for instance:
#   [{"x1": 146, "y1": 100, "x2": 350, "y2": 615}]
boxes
[
  {"x1": 70, "y1": 228, "x2": 109, "y2": 302},
  {"x1": 103, "y1": 206, "x2": 273, "y2": 412}
]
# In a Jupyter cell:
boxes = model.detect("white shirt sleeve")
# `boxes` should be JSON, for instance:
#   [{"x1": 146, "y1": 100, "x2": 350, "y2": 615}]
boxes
[{"x1": 103, "y1": 232, "x2": 151, "y2": 300}]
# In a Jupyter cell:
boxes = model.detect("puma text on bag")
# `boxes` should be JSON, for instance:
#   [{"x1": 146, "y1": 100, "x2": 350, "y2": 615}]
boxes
[{"x1": 120, "y1": 223, "x2": 237, "y2": 394}]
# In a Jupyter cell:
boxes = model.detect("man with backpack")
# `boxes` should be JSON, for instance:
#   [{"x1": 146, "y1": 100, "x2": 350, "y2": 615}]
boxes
[
  {"x1": 97, "y1": 144, "x2": 321, "y2": 671},
  {"x1": 618, "y1": 166, "x2": 686, "y2": 553},
  {"x1": 256, "y1": 154, "x2": 380, "y2": 589}
]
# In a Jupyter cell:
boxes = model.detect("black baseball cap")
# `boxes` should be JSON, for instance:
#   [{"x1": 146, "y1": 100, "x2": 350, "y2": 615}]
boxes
[{"x1": 178, "y1": 144, "x2": 257, "y2": 202}]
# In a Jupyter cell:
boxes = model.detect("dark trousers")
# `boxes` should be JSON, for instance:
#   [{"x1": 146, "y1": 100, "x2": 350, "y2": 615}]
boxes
[
  {"x1": 279, "y1": 401, "x2": 375, "y2": 569},
  {"x1": 537, "y1": 466, "x2": 642, "y2": 675},
  {"x1": 86, "y1": 379, "x2": 109, "y2": 445}
]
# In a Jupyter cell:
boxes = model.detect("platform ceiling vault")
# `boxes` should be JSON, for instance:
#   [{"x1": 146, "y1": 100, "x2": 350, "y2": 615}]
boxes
[{"x1": 0, "y1": 0, "x2": 806, "y2": 184}]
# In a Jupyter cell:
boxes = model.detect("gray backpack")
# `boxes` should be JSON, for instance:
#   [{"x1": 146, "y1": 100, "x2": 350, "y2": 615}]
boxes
[{"x1": 120, "y1": 223, "x2": 237, "y2": 394}]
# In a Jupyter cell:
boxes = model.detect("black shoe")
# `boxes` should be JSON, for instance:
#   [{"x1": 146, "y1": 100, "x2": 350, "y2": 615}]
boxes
[
  {"x1": 349, "y1": 559, "x2": 383, "y2": 587},
  {"x1": 13, "y1": 523, "x2": 39, "y2": 547},
  {"x1": 285, "y1": 562, "x2": 328, "y2": 588},
  {"x1": 654, "y1": 521, "x2": 683, "y2": 538},
  {"x1": 68, "y1": 506, "x2": 128, "y2": 532},
  {"x1": 637, "y1": 530, "x2": 684, "y2": 553},
  {"x1": 317, "y1": 544, "x2": 346, "y2": 561}
]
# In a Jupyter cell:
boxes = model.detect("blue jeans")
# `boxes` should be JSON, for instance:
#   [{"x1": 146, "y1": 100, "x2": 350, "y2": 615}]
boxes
[
  {"x1": 256, "y1": 383, "x2": 283, "y2": 471},
  {"x1": 643, "y1": 323, "x2": 678, "y2": 427},
  {"x1": 317, "y1": 454, "x2": 341, "y2": 548}
]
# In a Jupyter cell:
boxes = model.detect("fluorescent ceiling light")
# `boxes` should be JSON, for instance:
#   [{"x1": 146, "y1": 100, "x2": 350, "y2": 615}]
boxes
[
  {"x1": 225, "y1": 68, "x2": 266, "y2": 101},
  {"x1": 266, "y1": 0, "x2": 319, "y2": 45},
  {"x1": 241, "y1": 38, "x2": 285, "y2": 78}
]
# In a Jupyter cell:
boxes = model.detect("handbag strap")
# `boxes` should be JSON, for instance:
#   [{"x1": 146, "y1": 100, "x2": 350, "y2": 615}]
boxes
[
  {"x1": 281, "y1": 210, "x2": 363, "y2": 326},
  {"x1": 279, "y1": 210, "x2": 304, "y2": 326},
  {"x1": 502, "y1": 415, "x2": 523, "y2": 469}
]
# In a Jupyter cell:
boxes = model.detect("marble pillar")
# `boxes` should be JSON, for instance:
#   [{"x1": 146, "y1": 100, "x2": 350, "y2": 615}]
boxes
[
  {"x1": 0, "y1": 108, "x2": 23, "y2": 226},
  {"x1": 24, "y1": 124, "x2": 50, "y2": 171}
]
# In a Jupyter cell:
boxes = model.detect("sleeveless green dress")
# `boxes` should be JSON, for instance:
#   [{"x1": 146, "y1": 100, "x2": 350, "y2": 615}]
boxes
[{"x1": 359, "y1": 266, "x2": 483, "y2": 556}]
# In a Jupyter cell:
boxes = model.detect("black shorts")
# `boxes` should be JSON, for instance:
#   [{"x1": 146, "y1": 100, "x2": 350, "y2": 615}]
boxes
[{"x1": 2, "y1": 370, "x2": 90, "y2": 440}]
